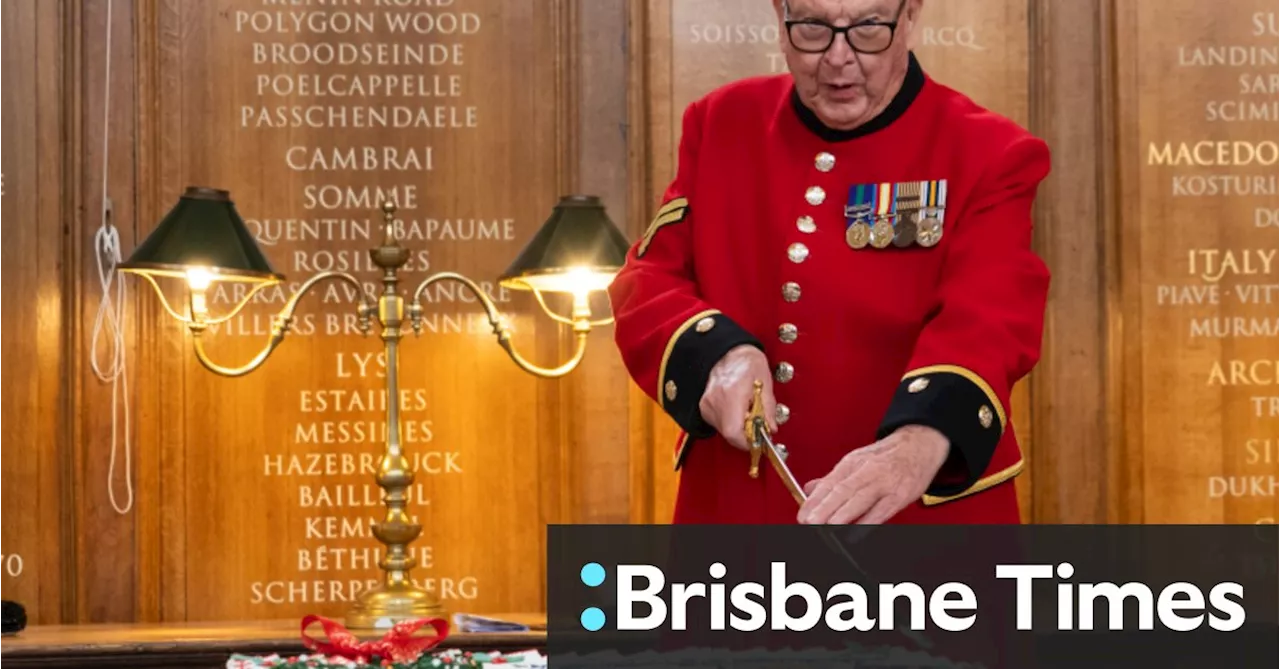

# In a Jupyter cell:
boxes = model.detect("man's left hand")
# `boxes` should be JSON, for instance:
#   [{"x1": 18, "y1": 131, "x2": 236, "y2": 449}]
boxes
[{"x1": 797, "y1": 426, "x2": 951, "y2": 525}]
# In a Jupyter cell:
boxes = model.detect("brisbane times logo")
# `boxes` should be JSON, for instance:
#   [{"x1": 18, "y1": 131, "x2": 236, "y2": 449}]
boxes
[
  {"x1": 551, "y1": 525, "x2": 1275, "y2": 667},
  {"x1": 573, "y1": 560, "x2": 1249, "y2": 634}
]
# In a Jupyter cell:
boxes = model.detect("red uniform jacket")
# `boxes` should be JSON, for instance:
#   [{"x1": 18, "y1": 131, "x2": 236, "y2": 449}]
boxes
[{"x1": 608, "y1": 55, "x2": 1051, "y2": 524}]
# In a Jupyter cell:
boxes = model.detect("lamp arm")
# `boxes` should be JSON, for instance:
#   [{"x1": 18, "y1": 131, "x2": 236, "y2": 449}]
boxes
[
  {"x1": 527, "y1": 284, "x2": 615, "y2": 328},
  {"x1": 202, "y1": 281, "x2": 282, "y2": 326},
  {"x1": 503, "y1": 329, "x2": 589, "y2": 379},
  {"x1": 137, "y1": 272, "x2": 197, "y2": 324},
  {"x1": 190, "y1": 271, "x2": 375, "y2": 377},
  {"x1": 192, "y1": 333, "x2": 285, "y2": 378},
  {"x1": 409, "y1": 272, "x2": 589, "y2": 379}
]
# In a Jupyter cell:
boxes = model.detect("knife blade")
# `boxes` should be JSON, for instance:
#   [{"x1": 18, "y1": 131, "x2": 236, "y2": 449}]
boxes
[{"x1": 742, "y1": 379, "x2": 935, "y2": 652}]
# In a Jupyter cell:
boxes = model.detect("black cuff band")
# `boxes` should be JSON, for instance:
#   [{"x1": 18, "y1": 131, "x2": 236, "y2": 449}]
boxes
[
  {"x1": 660, "y1": 311, "x2": 762, "y2": 447},
  {"x1": 877, "y1": 366, "x2": 1005, "y2": 497}
]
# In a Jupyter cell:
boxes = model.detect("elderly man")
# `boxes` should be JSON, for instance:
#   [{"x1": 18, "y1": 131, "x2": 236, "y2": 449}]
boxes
[{"x1": 608, "y1": 0, "x2": 1051, "y2": 525}]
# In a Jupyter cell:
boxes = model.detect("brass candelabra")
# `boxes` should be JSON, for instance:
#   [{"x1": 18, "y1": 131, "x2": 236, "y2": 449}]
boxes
[{"x1": 121, "y1": 187, "x2": 629, "y2": 629}]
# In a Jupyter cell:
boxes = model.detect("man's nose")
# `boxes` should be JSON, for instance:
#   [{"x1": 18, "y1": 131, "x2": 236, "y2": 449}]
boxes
[{"x1": 822, "y1": 32, "x2": 857, "y2": 67}]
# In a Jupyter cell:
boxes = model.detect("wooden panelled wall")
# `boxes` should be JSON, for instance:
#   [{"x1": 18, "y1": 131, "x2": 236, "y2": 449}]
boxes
[{"x1": 2, "y1": 0, "x2": 1276, "y2": 625}]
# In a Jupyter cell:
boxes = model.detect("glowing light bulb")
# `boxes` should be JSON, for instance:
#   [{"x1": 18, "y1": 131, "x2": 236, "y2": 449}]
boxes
[
  {"x1": 568, "y1": 266, "x2": 593, "y2": 302},
  {"x1": 186, "y1": 267, "x2": 214, "y2": 291}
]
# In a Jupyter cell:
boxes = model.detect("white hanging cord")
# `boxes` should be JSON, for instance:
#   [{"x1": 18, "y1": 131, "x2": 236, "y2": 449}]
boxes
[{"x1": 89, "y1": 0, "x2": 133, "y2": 515}]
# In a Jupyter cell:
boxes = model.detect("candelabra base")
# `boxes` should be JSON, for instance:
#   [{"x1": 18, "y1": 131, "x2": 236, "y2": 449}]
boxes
[{"x1": 345, "y1": 583, "x2": 446, "y2": 630}]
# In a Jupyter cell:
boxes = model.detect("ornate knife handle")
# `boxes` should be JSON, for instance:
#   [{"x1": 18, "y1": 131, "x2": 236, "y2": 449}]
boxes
[{"x1": 745, "y1": 380, "x2": 767, "y2": 479}]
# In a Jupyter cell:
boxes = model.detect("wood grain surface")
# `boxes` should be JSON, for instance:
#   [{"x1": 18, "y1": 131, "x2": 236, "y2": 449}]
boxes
[
  {"x1": 132, "y1": 0, "x2": 592, "y2": 623},
  {"x1": 1, "y1": 0, "x2": 1274, "y2": 628},
  {"x1": 1, "y1": 0, "x2": 75, "y2": 627},
  {"x1": 1113, "y1": 0, "x2": 1278, "y2": 524},
  {"x1": 3, "y1": 0, "x2": 644, "y2": 625}
]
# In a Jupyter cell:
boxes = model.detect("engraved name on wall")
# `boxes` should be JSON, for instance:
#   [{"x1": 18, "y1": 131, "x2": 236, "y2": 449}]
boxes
[
  {"x1": 157, "y1": 0, "x2": 559, "y2": 619},
  {"x1": 1131, "y1": 4, "x2": 1278, "y2": 523},
  {"x1": 233, "y1": 0, "x2": 490, "y2": 612}
]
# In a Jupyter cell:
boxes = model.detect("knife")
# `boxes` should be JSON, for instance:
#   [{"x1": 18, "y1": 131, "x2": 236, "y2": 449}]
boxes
[
  {"x1": 742, "y1": 379, "x2": 935, "y2": 652},
  {"x1": 744, "y1": 380, "x2": 808, "y2": 506}
]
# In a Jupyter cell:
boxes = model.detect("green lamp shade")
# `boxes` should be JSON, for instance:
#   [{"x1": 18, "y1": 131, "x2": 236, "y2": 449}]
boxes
[
  {"x1": 118, "y1": 186, "x2": 283, "y2": 284},
  {"x1": 498, "y1": 195, "x2": 631, "y2": 294}
]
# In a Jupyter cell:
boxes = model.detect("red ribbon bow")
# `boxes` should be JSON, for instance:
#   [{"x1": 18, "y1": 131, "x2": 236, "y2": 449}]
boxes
[{"x1": 300, "y1": 614, "x2": 450, "y2": 663}]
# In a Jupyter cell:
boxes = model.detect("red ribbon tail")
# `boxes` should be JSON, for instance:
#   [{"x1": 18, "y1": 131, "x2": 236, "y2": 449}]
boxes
[{"x1": 301, "y1": 615, "x2": 368, "y2": 660}]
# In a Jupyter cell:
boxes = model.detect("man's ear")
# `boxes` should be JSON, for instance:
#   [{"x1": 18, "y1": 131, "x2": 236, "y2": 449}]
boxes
[
  {"x1": 772, "y1": 0, "x2": 785, "y2": 19},
  {"x1": 901, "y1": 0, "x2": 925, "y2": 48},
  {"x1": 906, "y1": 0, "x2": 924, "y2": 24}
]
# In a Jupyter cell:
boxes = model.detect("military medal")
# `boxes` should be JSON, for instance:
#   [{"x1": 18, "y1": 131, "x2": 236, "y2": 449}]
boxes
[
  {"x1": 869, "y1": 182, "x2": 896, "y2": 249},
  {"x1": 894, "y1": 217, "x2": 917, "y2": 247},
  {"x1": 916, "y1": 179, "x2": 947, "y2": 247},
  {"x1": 916, "y1": 220, "x2": 942, "y2": 247},
  {"x1": 844, "y1": 184, "x2": 872, "y2": 249},
  {"x1": 893, "y1": 181, "x2": 922, "y2": 248},
  {"x1": 845, "y1": 221, "x2": 870, "y2": 249},
  {"x1": 869, "y1": 220, "x2": 893, "y2": 248}
]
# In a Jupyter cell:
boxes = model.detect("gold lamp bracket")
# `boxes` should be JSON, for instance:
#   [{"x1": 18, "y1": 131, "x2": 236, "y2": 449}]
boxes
[
  {"x1": 520, "y1": 281, "x2": 616, "y2": 330},
  {"x1": 406, "y1": 272, "x2": 591, "y2": 379},
  {"x1": 120, "y1": 190, "x2": 629, "y2": 629}
]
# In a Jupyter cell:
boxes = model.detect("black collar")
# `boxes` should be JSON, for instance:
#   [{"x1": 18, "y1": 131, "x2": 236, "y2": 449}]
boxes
[{"x1": 790, "y1": 52, "x2": 925, "y2": 142}]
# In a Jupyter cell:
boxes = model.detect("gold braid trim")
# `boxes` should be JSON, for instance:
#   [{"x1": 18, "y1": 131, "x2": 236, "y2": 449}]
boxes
[
  {"x1": 637, "y1": 197, "x2": 689, "y2": 258},
  {"x1": 922, "y1": 458, "x2": 1024, "y2": 506}
]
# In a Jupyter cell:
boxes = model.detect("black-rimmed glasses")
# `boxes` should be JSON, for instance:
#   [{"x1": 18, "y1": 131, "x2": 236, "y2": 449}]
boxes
[{"x1": 783, "y1": 0, "x2": 908, "y2": 55}]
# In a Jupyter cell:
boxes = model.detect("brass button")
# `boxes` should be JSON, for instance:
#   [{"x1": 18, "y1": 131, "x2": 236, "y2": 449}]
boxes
[
  {"x1": 787, "y1": 243, "x2": 809, "y2": 263},
  {"x1": 978, "y1": 405, "x2": 994, "y2": 429},
  {"x1": 774, "y1": 362, "x2": 794, "y2": 383},
  {"x1": 775, "y1": 444, "x2": 790, "y2": 461},
  {"x1": 664, "y1": 380, "x2": 677, "y2": 402},
  {"x1": 814, "y1": 152, "x2": 835, "y2": 172},
  {"x1": 695, "y1": 317, "x2": 715, "y2": 333},
  {"x1": 908, "y1": 377, "x2": 930, "y2": 393},
  {"x1": 782, "y1": 282, "x2": 801, "y2": 302},
  {"x1": 805, "y1": 186, "x2": 826, "y2": 206},
  {"x1": 796, "y1": 216, "x2": 817, "y2": 234},
  {"x1": 778, "y1": 323, "x2": 798, "y2": 344},
  {"x1": 775, "y1": 403, "x2": 791, "y2": 425}
]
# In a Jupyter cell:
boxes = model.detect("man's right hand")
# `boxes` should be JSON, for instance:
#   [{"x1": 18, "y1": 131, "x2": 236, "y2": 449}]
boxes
[{"x1": 699, "y1": 345, "x2": 777, "y2": 451}]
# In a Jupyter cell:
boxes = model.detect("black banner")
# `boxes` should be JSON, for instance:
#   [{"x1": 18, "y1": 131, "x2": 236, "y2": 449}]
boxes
[{"x1": 547, "y1": 525, "x2": 1278, "y2": 668}]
